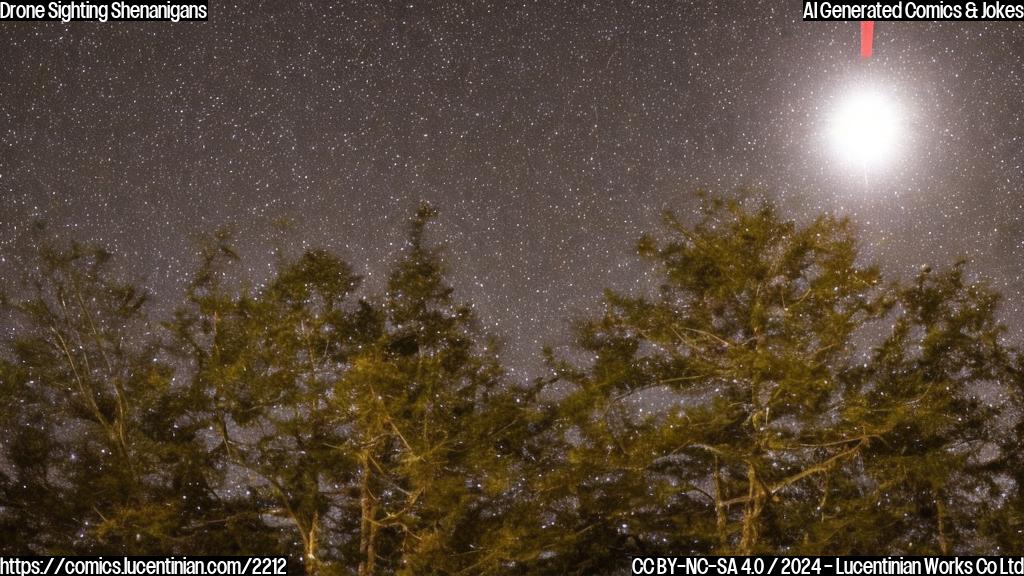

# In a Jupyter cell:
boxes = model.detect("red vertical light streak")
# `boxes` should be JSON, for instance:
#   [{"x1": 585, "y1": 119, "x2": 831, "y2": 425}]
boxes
[{"x1": 860, "y1": 21, "x2": 874, "y2": 58}]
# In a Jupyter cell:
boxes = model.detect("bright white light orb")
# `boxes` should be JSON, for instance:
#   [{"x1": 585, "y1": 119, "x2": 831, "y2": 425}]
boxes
[{"x1": 828, "y1": 90, "x2": 901, "y2": 170}]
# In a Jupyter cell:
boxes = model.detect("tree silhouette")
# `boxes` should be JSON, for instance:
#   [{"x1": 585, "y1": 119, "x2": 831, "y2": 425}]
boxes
[
  {"x1": 0, "y1": 240, "x2": 218, "y2": 553},
  {"x1": 1, "y1": 194, "x2": 1022, "y2": 571},
  {"x1": 531, "y1": 193, "x2": 1020, "y2": 561}
]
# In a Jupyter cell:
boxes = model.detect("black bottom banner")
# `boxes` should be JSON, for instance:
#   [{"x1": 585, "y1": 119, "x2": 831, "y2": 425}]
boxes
[
  {"x1": 631, "y1": 557, "x2": 1024, "y2": 576},
  {"x1": 0, "y1": 557, "x2": 287, "y2": 576}
]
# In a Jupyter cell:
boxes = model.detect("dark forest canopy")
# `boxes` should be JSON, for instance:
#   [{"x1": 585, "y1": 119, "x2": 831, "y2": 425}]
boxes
[{"x1": 1, "y1": 194, "x2": 1023, "y2": 575}]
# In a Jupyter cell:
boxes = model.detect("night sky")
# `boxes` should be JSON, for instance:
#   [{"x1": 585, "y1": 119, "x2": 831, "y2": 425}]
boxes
[{"x1": 2, "y1": 2, "x2": 1023, "y2": 377}]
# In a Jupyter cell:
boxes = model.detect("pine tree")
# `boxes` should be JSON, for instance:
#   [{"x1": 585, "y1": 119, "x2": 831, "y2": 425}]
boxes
[
  {"x1": 988, "y1": 353, "x2": 1024, "y2": 553},
  {"x1": 170, "y1": 230, "x2": 382, "y2": 574},
  {"x1": 171, "y1": 209, "x2": 541, "y2": 575},
  {"x1": 0, "y1": 239, "x2": 216, "y2": 553},
  {"x1": 538, "y1": 192, "x2": 1021, "y2": 559},
  {"x1": 821, "y1": 262, "x2": 1018, "y2": 554},
  {"x1": 339, "y1": 204, "x2": 543, "y2": 576}
]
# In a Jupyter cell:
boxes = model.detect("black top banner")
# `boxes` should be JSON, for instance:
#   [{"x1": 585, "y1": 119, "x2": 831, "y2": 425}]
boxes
[
  {"x1": 802, "y1": 1, "x2": 1024, "y2": 21},
  {"x1": 0, "y1": 1, "x2": 207, "y2": 22}
]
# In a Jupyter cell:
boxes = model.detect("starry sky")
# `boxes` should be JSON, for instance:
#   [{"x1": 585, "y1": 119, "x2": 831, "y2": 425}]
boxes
[{"x1": 1, "y1": 2, "x2": 1023, "y2": 377}]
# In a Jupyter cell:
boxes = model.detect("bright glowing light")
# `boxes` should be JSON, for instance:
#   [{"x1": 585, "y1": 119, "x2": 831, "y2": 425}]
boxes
[{"x1": 828, "y1": 89, "x2": 901, "y2": 170}]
